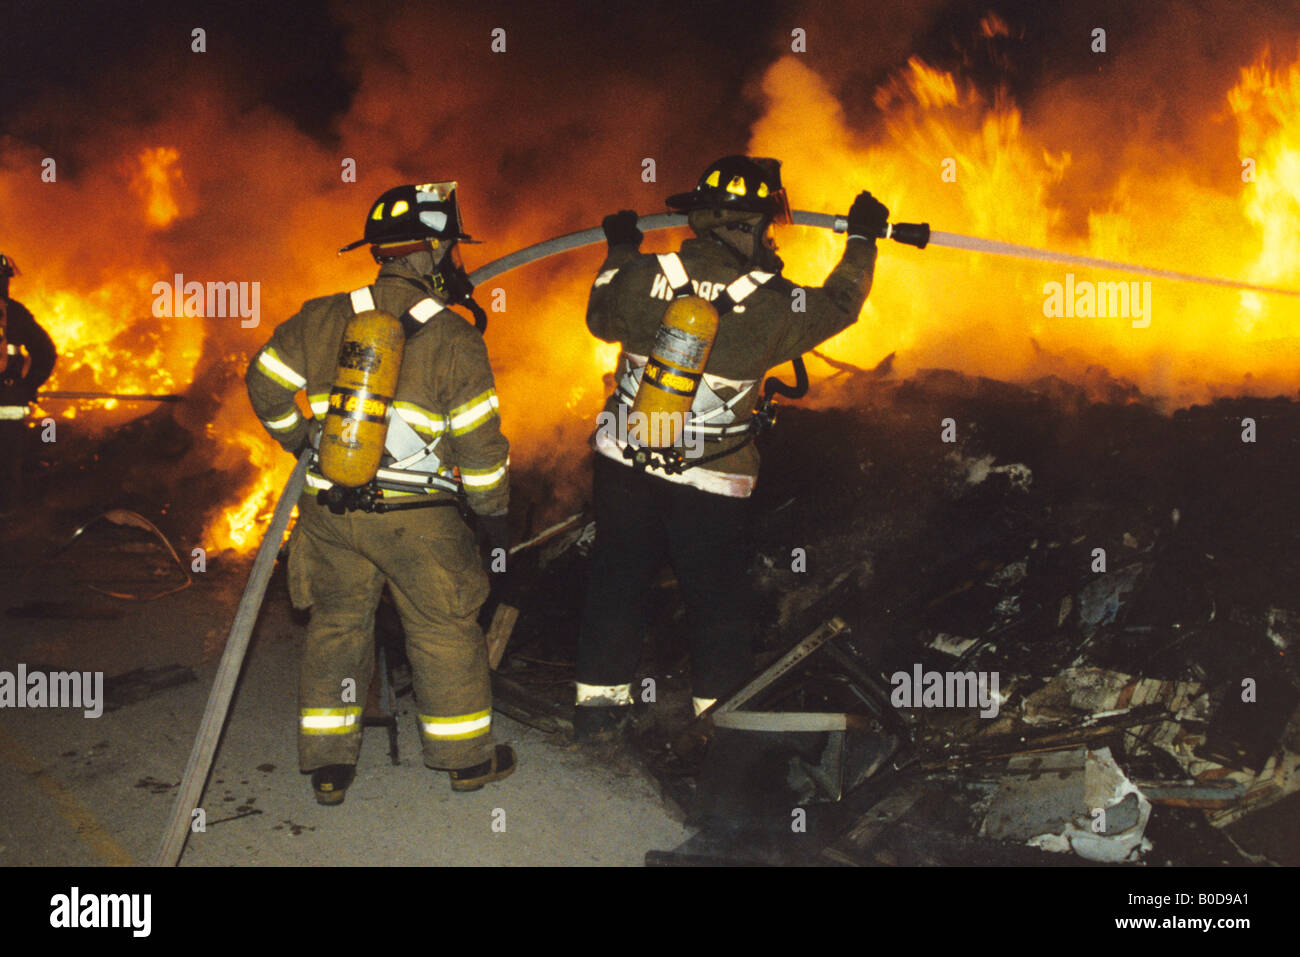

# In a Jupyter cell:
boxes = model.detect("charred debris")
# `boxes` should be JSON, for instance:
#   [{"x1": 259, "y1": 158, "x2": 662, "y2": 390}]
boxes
[
  {"x1": 17, "y1": 361, "x2": 1298, "y2": 866},
  {"x1": 481, "y1": 364, "x2": 1300, "y2": 866}
]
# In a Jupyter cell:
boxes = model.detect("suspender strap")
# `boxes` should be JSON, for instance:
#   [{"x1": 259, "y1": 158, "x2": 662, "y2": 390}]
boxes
[
  {"x1": 654, "y1": 256, "x2": 775, "y2": 312},
  {"x1": 656, "y1": 254, "x2": 692, "y2": 297},
  {"x1": 348, "y1": 286, "x2": 444, "y2": 338},
  {"x1": 348, "y1": 287, "x2": 375, "y2": 313}
]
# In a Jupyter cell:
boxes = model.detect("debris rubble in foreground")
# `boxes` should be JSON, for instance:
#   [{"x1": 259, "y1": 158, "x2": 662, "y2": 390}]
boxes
[{"x1": 489, "y1": 367, "x2": 1300, "y2": 866}]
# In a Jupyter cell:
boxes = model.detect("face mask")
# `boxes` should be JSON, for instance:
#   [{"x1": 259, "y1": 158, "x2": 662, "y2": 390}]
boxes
[
  {"x1": 420, "y1": 243, "x2": 487, "y2": 332},
  {"x1": 715, "y1": 218, "x2": 782, "y2": 273},
  {"x1": 398, "y1": 245, "x2": 436, "y2": 279},
  {"x1": 428, "y1": 245, "x2": 474, "y2": 303},
  {"x1": 755, "y1": 224, "x2": 784, "y2": 272}
]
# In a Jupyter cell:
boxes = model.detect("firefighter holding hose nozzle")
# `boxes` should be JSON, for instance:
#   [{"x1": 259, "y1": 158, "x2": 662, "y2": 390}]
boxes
[
  {"x1": 574, "y1": 155, "x2": 888, "y2": 741},
  {"x1": 245, "y1": 184, "x2": 515, "y2": 804}
]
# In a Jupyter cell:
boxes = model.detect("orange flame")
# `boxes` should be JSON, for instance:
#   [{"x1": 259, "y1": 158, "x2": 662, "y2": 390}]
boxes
[
  {"x1": 130, "y1": 147, "x2": 185, "y2": 229},
  {"x1": 26, "y1": 270, "x2": 203, "y2": 424},
  {"x1": 208, "y1": 43, "x2": 1300, "y2": 554},
  {"x1": 6, "y1": 28, "x2": 1299, "y2": 557},
  {"x1": 202, "y1": 413, "x2": 296, "y2": 555},
  {"x1": 749, "y1": 48, "x2": 1300, "y2": 406}
]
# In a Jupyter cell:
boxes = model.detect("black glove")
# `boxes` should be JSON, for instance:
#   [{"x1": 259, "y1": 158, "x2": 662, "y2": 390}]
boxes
[
  {"x1": 847, "y1": 191, "x2": 890, "y2": 242},
  {"x1": 292, "y1": 418, "x2": 322, "y2": 457},
  {"x1": 476, "y1": 513, "x2": 511, "y2": 574},
  {"x1": 602, "y1": 210, "x2": 642, "y2": 250}
]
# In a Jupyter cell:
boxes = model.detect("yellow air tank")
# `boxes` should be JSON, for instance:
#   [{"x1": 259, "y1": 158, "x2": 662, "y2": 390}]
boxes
[
  {"x1": 630, "y1": 294, "x2": 719, "y2": 449},
  {"x1": 318, "y1": 309, "x2": 405, "y2": 488}
]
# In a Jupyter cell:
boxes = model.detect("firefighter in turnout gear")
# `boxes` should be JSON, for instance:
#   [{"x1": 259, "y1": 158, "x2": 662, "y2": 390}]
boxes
[
  {"x1": 575, "y1": 156, "x2": 887, "y2": 740},
  {"x1": 0, "y1": 254, "x2": 56, "y2": 513},
  {"x1": 246, "y1": 184, "x2": 515, "y2": 803}
]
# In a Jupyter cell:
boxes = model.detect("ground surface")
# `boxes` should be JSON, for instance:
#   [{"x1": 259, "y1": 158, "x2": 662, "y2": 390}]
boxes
[
  {"x1": 4, "y1": 368, "x2": 1298, "y2": 868},
  {"x1": 0, "y1": 526, "x2": 688, "y2": 867}
]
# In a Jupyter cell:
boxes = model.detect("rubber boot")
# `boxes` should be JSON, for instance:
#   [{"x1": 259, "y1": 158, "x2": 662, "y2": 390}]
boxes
[
  {"x1": 448, "y1": 744, "x2": 517, "y2": 792},
  {"x1": 311, "y1": 764, "x2": 356, "y2": 806},
  {"x1": 573, "y1": 704, "x2": 633, "y2": 745}
]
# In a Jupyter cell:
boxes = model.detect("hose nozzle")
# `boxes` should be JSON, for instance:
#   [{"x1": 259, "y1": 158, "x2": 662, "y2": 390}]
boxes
[
  {"x1": 884, "y1": 222, "x2": 929, "y2": 249},
  {"x1": 833, "y1": 218, "x2": 930, "y2": 249}
]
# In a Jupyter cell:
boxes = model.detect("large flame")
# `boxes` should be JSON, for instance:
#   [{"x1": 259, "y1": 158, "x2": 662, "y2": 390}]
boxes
[
  {"x1": 4, "y1": 18, "x2": 1298, "y2": 556},
  {"x1": 27, "y1": 271, "x2": 203, "y2": 414},
  {"x1": 18, "y1": 147, "x2": 203, "y2": 423},
  {"x1": 750, "y1": 50, "x2": 1300, "y2": 405}
]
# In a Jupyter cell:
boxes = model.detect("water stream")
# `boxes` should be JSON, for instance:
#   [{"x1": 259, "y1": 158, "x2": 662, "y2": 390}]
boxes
[{"x1": 928, "y1": 230, "x2": 1300, "y2": 298}]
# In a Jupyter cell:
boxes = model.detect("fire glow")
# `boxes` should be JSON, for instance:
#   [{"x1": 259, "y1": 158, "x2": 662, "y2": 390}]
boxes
[
  {"x1": 18, "y1": 147, "x2": 204, "y2": 420},
  {"x1": 753, "y1": 50, "x2": 1300, "y2": 406},
  {"x1": 4, "y1": 32, "x2": 1297, "y2": 555}
]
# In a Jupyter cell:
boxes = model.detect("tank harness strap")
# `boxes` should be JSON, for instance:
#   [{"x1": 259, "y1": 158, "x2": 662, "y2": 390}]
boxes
[
  {"x1": 349, "y1": 286, "x2": 444, "y2": 338},
  {"x1": 315, "y1": 286, "x2": 462, "y2": 508},
  {"x1": 622, "y1": 260, "x2": 783, "y2": 475},
  {"x1": 656, "y1": 253, "x2": 693, "y2": 297},
  {"x1": 348, "y1": 286, "x2": 376, "y2": 313},
  {"x1": 399, "y1": 297, "x2": 442, "y2": 338}
]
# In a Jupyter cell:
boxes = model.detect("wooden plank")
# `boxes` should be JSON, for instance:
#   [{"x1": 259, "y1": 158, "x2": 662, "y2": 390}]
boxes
[
  {"x1": 486, "y1": 603, "x2": 520, "y2": 671},
  {"x1": 153, "y1": 448, "x2": 311, "y2": 867},
  {"x1": 830, "y1": 781, "x2": 928, "y2": 858}
]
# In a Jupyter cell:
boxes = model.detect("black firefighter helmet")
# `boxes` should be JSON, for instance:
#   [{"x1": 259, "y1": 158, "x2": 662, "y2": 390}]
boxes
[
  {"x1": 666, "y1": 156, "x2": 792, "y2": 225},
  {"x1": 338, "y1": 182, "x2": 479, "y2": 259}
]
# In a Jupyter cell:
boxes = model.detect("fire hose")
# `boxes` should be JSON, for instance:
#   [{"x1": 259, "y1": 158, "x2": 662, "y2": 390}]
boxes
[
  {"x1": 35, "y1": 391, "x2": 183, "y2": 402},
  {"x1": 469, "y1": 210, "x2": 1300, "y2": 296},
  {"x1": 155, "y1": 208, "x2": 1297, "y2": 865},
  {"x1": 470, "y1": 210, "x2": 1296, "y2": 419}
]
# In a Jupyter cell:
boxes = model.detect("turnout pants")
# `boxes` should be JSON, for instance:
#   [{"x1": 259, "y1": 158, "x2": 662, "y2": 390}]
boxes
[
  {"x1": 576, "y1": 455, "x2": 755, "y2": 703},
  {"x1": 288, "y1": 499, "x2": 493, "y2": 772}
]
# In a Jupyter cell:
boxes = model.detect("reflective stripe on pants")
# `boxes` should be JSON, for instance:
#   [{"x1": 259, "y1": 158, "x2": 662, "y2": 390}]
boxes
[
  {"x1": 290, "y1": 501, "x2": 493, "y2": 771},
  {"x1": 299, "y1": 706, "x2": 362, "y2": 734},
  {"x1": 419, "y1": 708, "x2": 491, "y2": 742}
]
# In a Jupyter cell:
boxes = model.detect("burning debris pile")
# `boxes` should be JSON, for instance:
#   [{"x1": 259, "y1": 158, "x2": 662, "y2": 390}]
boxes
[
  {"x1": 5, "y1": 0, "x2": 1300, "y2": 875},
  {"x1": 490, "y1": 366, "x2": 1300, "y2": 866},
  {"x1": 6, "y1": 22, "x2": 1300, "y2": 564}
]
